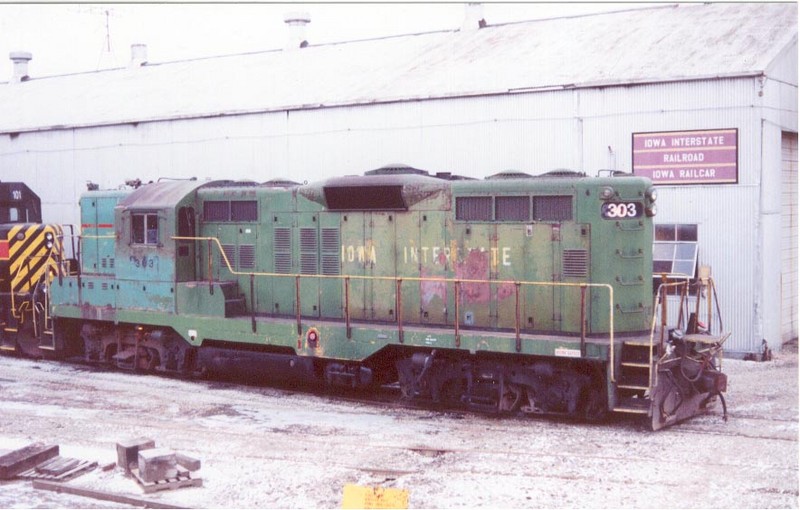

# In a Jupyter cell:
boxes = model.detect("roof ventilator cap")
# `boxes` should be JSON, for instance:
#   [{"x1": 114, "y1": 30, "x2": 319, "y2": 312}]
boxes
[
  {"x1": 461, "y1": 3, "x2": 486, "y2": 30},
  {"x1": 129, "y1": 44, "x2": 148, "y2": 68},
  {"x1": 284, "y1": 12, "x2": 311, "y2": 50},
  {"x1": 9, "y1": 51, "x2": 32, "y2": 83}
]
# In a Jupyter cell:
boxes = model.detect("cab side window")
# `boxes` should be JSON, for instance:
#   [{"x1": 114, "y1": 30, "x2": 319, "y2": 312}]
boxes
[{"x1": 132, "y1": 213, "x2": 159, "y2": 245}]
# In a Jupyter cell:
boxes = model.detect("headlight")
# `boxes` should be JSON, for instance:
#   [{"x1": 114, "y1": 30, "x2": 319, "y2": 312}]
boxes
[
  {"x1": 646, "y1": 204, "x2": 657, "y2": 217},
  {"x1": 646, "y1": 186, "x2": 658, "y2": 202},
  {"x1": 599, "y1": 186, "x2": 615, "y2": 200}
]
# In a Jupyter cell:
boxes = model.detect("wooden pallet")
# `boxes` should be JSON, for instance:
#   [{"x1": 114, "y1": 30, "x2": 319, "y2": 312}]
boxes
[
  {"x1": 131, "y1": 468, "x2": 203, "y2": 494},
  {"x1": 18, "y1": 456, "x2": 98, "y2": 482}
]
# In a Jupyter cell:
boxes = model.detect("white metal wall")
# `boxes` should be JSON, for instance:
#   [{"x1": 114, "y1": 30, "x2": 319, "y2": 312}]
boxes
[
  {"x1": 579, "y1": 78, "x2": 765, "y2": 353},
  {"x1": 782, "y1": 132, "x2": 798, "y2": 342}
]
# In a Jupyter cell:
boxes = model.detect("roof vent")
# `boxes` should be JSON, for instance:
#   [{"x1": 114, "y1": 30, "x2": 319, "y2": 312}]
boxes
[
  {"x1": 486, "y1": 171, "x2": 534, "y2": 180},
  {"x1": 461, "y1": 3, "x2": 486, "y2": 31},
  {"x1": 129, "y1": 44, "x2": 148, "y2": 68},
  {"x1": 9, "y1": 51, "x2": 32, "y2": 83},
  {"x1": 284, "y1": 12, "x2": 311, "y2": 50},
  {"x1": 365, "y1": 163, "x2": 429, "y2": 176}
]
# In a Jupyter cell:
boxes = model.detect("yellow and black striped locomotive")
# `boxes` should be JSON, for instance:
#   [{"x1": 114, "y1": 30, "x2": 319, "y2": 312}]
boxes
[{"x1": 0, "y1": 182, "x2": 68, "y2": 356}]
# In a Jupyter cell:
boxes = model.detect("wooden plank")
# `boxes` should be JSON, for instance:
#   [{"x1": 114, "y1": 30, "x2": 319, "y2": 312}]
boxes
[
  {"x1": 18, "y1": 456, "x2": 98, "y2": 482},
  {"x1": 37, "y1": 457, "x2": 81, "y2": 476},
  {"x1": 0, "y1": 443, "x2": 59, "y2": 480},
  {"x1": 132, "y1": 469, "x2": 203, "y2": 494},
  {"x1": 32, "y1": 479, "x2": 189, "y2": 509}
]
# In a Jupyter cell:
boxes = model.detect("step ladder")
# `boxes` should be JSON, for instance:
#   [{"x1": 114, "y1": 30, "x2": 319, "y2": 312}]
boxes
[
  {"x1": 613, "y1": 341, "x2": 655, "y2": 415},
  {"x1": 1, "y1": 311, "x2": 17, "y2": 352},
  {"x1": 0, "y1": 326, "x2": 17, "y2": 353}
]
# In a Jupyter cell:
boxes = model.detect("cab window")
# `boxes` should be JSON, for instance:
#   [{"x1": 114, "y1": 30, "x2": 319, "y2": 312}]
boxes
[{"x1": 132, "y1": 213, "x2": 159, "y2": 245}]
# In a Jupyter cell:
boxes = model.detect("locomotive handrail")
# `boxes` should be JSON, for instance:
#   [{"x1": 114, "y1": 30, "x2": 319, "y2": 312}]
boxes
[
  {"x1": 173, "y1": 235, "x2": 618, "y2": 382},
  {"x1": 650, "y1": 279, "x2": 690, "y2": 391}
]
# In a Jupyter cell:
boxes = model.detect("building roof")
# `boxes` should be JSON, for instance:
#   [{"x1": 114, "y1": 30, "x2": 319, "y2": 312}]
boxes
[{"x1": 1, "y1": 2, "x2": 796, "y2": 133}]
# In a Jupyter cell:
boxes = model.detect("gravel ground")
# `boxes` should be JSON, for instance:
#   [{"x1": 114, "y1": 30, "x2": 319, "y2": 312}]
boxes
[{"x1": 0, "y1": 342, "x2": 796, "y2": 509}]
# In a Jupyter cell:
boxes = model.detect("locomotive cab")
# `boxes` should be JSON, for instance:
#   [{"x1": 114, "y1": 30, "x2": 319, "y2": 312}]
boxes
[{"x1": 111, "y1": 179, "x2": 219, "y2": 314}]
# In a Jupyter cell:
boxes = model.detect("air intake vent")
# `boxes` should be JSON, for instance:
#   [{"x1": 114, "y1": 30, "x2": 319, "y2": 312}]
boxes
[
  {"x1": 274, "y1": 228, "x2": 291, "y2": 251},
  {"x1": 300, "y1": 253, "x2": 318, "y2": 275},
  {"x1": 321, "y1": 228, "x2": 340, "y2": 276},
  {"x1": 322, "y1": 254, "x2": 340, "y2": 276},
  {"x1": 239, "y1": 245, "x2": 255, "y2": 269},
  {"x1": 324, "y1": 185, "x2": 406, "y2": 210},
  {"x1": 300, "y1": 228, "x2": 317, "y2": 252},
  {"x1": 275, "y1": 253, "x2": 292, "y2": 274},
  {"x1": 321, "y1": 228, "x2": 339, "y2": 252},
  {"x1": 563, "y1": 250, "x2": 588, "y2": 278},
  {"x1": 221, "y1": 244, "x2": 236, "y2": 269},
  {"x1": 274, "y1": 228, "x2": 292, "y2": 274}
]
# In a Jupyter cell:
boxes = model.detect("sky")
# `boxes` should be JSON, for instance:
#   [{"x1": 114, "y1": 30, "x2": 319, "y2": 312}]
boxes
[{"x1": 0, "y1": 2, "x2": 654, "y2": 79}]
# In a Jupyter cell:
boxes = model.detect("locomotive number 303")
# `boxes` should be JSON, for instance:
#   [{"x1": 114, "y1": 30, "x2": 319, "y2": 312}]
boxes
[{"x1": 601, "y1": 202, "x2": 642, "y2": 219}]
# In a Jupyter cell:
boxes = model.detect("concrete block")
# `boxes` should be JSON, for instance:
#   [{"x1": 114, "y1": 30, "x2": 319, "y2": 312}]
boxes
[
  {"x1": 116, "y1": 437, "x2": 155, "y2": 474},
  {"x1": 175, "y1": 452, "x2": 201, "y2": 472},
  {"x1": 138, "y1": 448, "x2": 178, "y2": 483}
]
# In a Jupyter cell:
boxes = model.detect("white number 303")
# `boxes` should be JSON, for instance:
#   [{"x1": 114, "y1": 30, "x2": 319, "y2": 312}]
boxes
[{"x1": 602, "y1": 202, "x2": 640, "y2": 219}]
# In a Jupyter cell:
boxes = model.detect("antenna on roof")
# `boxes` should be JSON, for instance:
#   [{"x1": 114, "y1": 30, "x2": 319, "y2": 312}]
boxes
[{"x1": 71, "y1": 5, "x2": 121, "y2": 70}]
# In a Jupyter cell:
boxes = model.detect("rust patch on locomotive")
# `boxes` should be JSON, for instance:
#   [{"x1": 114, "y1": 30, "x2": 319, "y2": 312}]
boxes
[{"x1": 456, "y1": 249, "x2": 490, "y2": 304}]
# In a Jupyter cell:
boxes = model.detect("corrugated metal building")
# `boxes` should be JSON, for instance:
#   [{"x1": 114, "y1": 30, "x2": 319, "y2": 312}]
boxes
[{"x1": 0, "y1": 3, "x2": 796, "y2": 356}]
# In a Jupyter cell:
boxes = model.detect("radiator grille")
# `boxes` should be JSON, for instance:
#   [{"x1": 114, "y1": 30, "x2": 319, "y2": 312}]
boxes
[
  {"x1": 321, "y1": 228, "x2": 339, "y2": 252},
  {"x1": 221, "y1": 244, "x2": 236, "y2": 269},
  {"x1": 274, "y1": 228, "x2": 292, "y2": 274},
  {"x1": 562, "y1": 249, "x2": 588, "y2": 278},
  {"x1": 321, "y1": 228, "x2": 340, "y2": 275},
  {"x1": 300, "y1": 253, "x2": 318, "y2": 275},
  {"x1": 239, "y1": 244, "x2": 255, "y2": 270},
  {"x1": 274, "y1": 253, "x2": 292, "y2": 274},
  {"x1": 300, "y1": 228, "x2": 317, "y2": 252}
]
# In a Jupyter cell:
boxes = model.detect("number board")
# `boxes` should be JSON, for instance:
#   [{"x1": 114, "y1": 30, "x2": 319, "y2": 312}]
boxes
[{"x1": 601, "y1": 202, "x2": 642, "y2": 220}]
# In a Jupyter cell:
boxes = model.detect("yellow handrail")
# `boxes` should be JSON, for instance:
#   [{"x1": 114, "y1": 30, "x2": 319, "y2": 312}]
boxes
[
  {"x1": 650, "y1": 280, "x2": 690, "y2": 390},
  {"x1": 173, "y1": 235, "x2": 619, "y2": 382}
]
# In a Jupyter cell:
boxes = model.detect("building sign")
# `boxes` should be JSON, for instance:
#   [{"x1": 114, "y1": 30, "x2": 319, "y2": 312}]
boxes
[{"x1": 632, "y1": 128, "x2": 738, "y2": 185}]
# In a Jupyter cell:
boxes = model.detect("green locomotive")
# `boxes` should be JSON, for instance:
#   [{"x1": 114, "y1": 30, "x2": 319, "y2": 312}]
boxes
[{"x1": 20, "y1": 167, "x2": 726, "y2": 429}]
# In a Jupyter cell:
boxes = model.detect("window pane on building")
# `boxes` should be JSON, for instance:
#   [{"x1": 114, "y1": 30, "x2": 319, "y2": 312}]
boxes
[
  {"x1": 653, "y1": 224, "x2": 698, "y2": 278},
  {"x1": 655, "y1": 224, "x2": 675, "y2": 241},
  {"x1": 677, "y1": 224, "x2": 698, "y2": 241},
  {"x1": 653, "y1": 243, "x2": 674, "y2": 260}
]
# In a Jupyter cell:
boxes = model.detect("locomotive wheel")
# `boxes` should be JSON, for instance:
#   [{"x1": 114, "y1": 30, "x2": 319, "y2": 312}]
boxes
[{"x1": 498, "y1": 383, "x2": 524, "y2": 413}]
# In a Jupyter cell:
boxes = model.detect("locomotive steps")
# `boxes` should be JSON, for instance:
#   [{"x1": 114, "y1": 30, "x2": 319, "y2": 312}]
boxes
[{"x1": 613, "y1": 341, "x2": 654, "y2": 415}]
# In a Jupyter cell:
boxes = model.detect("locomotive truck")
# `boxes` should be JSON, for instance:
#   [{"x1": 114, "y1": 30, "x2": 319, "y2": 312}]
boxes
[{"x1": 0, "y1": 167, "x2": 728, "y2": 430}]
